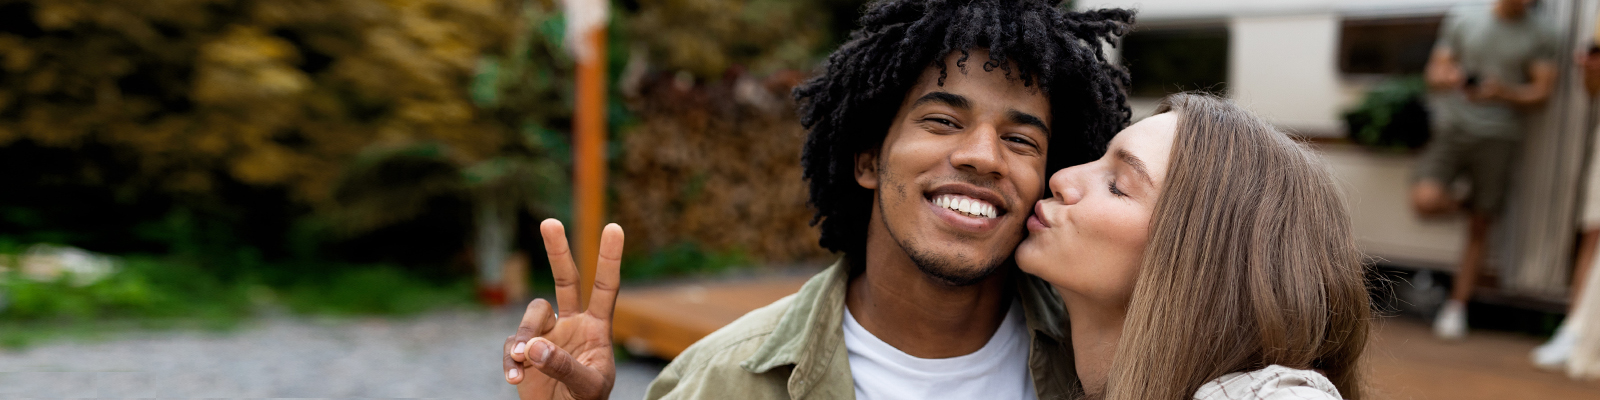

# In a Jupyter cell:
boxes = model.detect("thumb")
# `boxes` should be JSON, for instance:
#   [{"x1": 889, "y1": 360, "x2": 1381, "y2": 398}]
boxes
[{"x1": 525, "y1": 338, "x2": 610, "y2": 399}]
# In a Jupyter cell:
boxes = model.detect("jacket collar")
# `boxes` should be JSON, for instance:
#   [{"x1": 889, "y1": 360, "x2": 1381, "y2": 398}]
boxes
[
  {"x1": 738, "y1": 257, "x2": 851, "y2": 398},
  {"x1": 738, "y1": 256, "x2": 1073, "y2": 398},
  {"x1": 738, "y1": 256, "x2": 1069, "y2": 367}
]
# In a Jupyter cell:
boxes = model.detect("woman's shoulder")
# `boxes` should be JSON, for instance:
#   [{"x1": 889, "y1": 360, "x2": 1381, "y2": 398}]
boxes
[{"x1": 1192, "y1": 365, "x2": 1343, "y2": 400}]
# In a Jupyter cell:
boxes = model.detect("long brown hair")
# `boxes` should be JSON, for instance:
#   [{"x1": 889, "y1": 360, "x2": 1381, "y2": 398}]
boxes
[{"x1": 1101, "y1": 94, "x2": 1370, "y2": 399}]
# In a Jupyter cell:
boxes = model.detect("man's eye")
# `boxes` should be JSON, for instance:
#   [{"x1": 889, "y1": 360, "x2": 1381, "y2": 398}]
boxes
[
  {"x1": 924, "y1": 117, "x2": 956, "y2": 127},
  {"x1": 1005, "y1": 136, "x2": 1038, "y2": 147}
]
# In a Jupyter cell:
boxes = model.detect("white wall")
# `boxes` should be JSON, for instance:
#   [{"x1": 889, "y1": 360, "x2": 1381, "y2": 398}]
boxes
[{"x1": 1227, "y1": 14, "x2": 1344, "y2": 135}]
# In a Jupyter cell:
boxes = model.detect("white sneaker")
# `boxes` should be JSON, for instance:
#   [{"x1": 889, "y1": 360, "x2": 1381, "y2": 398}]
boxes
[
  {"x1": 1434, "y1": 300, "x2": 1468, "y2": 340},
  {"x1": 1532, "y1": 322, "x2": 1576, "y2": 370}
]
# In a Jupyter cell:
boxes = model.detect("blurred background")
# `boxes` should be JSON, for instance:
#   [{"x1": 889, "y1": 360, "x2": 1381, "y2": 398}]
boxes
[{"x1": 3, "y1": 0, "x2": 1600, "y2": 398}]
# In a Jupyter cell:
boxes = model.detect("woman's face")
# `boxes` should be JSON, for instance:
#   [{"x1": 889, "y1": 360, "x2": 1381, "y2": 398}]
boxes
[{"x1": 1016, "y1": 113, "x2": 1177, "y2": 307}]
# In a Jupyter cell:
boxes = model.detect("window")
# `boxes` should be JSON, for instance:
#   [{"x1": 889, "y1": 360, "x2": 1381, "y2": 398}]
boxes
[
  {"x1": 1121, "y1": 25, "x2": 1230, "y2": 98},
  {"x1": 1338, "y1": 16, "x2": 1443, "y2": 75}
]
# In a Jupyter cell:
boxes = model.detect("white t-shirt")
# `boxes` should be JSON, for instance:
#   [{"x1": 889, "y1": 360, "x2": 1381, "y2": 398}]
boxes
[{"x1": 843, "y1": 302, "x2": 1037, "y2": 400}]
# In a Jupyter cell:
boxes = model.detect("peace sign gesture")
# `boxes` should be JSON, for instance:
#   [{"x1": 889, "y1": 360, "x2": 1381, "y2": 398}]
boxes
[{"x1": 503, "y1": 219, "x2": 623, "y2": 400}]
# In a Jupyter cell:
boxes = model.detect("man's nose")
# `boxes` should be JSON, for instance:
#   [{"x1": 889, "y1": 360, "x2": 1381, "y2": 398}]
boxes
[{"x1": 949, "y1": 124, "x2": 1005, "y2": 178}]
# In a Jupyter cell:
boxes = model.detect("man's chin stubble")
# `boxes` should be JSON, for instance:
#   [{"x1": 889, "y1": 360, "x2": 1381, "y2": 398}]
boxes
[
  {"x1": 904, "y1": 243, "x2": 1010, "y2": 286},
  {"x1": 878, "y1": 202, "x2": 1010, "y2": 287}
]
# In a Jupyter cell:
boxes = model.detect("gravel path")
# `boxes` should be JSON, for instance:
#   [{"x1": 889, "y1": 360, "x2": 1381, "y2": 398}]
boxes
[{"x1": 0, "y1": 310, "x2": 663, "y2": 398}]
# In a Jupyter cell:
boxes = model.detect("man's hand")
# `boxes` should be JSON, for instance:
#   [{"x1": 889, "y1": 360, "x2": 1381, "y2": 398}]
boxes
[
  {"x1": 1466, "y1": 60, "x2": 1557, "y2": 109},
  {"x1": 1425, "y1": 47, "x2": 1466, "y2": 92},
  {"x1": 1467, "y1": 78, "x2": 1505, "y2": 103},
  {"x1": 503, "y1": 219, "x2": 624, "y2": 400}
]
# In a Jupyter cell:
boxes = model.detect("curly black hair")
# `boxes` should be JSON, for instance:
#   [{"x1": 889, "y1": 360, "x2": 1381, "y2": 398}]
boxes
[{"x1": 795, "y1": 0, "x2": 1135, "y2": 257}]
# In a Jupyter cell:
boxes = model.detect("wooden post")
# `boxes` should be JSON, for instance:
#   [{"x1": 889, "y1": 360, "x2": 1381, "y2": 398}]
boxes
[{"x1": 573, "y1": 15, "x2": 607, "y2": 309}]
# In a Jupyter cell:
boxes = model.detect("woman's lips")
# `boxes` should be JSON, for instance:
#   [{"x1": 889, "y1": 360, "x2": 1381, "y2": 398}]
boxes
[{"x1": 1026, "y1": 201, "x2": 1050, "y2": 231}]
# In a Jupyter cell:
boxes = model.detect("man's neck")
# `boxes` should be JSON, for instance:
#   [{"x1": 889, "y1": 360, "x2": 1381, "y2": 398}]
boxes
[
  {"x1": 844, "y1": 245, "x2": 1013, "y2": 359},
  {"x1": 1058, "y1": 290, "x2": 1127, "y2": 397}
]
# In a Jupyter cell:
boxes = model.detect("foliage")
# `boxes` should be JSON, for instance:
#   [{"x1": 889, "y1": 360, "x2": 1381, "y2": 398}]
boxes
[
  {"x1": 0, "y1": 256, "x2": 253, "y2": 323},
  {"x1": 330, "y1": 1, "x2": 575, "y2": 233},
  {"x1": 620, "y1": 241, "x2": 749, "y2": 281},
  {"x1": 629, "y1": 0, "x2": 866, "y2": 79},
  {"x1": 0, "y1": 0, "x2": 519, "y2": 204},
  {"x1": 0, "y1": 0, "x2": 559, "y2": 277},
  {"x1": 280, "y1": 267, "x2": 474, "y2": 315},
  {"x1": 0, "y1": 253, "x2": 475, "y2": 347},
  {"x1": 1344, "y1": 76, "x2": 1432, "y2": 151}
]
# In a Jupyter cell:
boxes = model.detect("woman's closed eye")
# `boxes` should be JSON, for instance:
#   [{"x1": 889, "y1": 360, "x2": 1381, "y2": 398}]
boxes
[{"x1": 1108, "y1": 180, "x2": 1127, "y2": 197}]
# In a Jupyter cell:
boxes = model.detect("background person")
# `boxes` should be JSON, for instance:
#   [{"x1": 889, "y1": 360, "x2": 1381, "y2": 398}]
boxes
[
  {"x1": 1533, "y1": 40, "x2": 1600, "y2": 374},
  {"x1": 1412, "y1": 0, "x2": 1558, "y2": 340}
]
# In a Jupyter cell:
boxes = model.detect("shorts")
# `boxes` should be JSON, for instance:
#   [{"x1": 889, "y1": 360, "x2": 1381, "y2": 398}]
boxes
[{"x1": 1412, "y1": 132, "x2": 1519, "y2": 214}]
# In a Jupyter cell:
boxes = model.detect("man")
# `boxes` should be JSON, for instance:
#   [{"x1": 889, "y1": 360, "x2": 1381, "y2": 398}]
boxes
[
  {"x1": 1413, "y1": 0, "x2": 1557, "y2": 340},
  {"x1": 502, "y1": 1, "x2": 1134, "y2": 398}
]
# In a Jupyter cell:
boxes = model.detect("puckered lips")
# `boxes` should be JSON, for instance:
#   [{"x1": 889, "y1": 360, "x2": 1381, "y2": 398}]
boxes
[
  {"x1": 1026, "y1": 199, "x2": 1051, "y2": 232},
  {"x1": 924, "y1": 183, "x2": 1007, "y2": 233}
]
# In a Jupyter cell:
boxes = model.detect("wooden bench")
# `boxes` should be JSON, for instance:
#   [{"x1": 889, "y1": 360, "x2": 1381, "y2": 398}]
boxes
[{"x1": 612, "y1": 277, "x2": 809, "y2": 359}]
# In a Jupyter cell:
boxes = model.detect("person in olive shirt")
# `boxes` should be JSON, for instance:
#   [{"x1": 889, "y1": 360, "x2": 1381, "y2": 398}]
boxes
[
  {"x1": 1412, "y1": 0, "x2": 1558, "y2": 340},
  {"x1": 502, "y1": 1, "x2": 1135, "y2": 398}
]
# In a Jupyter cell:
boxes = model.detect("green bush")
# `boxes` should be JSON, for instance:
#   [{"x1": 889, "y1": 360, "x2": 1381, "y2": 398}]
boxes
[
  {"x1": 281, "y1": 267, "x2": 474, "y2": 316},
  {"x1": 0, "y1": 251, "x2": 476, "y2": 348},
  {"x1": 0, "y1": 256, "x2": 252, "y2": 322},
  {"x1": 1344, "y1": 76, "x2": 1433, "y2": 151},
  {"x1": 621, "y1": 242, "x2": 750, "y2": 282}
]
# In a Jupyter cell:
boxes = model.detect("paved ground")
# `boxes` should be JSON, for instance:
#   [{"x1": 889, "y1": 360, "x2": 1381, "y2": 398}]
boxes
[
  {"x1": 0, "y1": 309, "x2": 663, "y2": 399},
  {"x1": 6, "y1": 308, "x2": 1600, "y2": 399},
  {"x1": 1368, "y1": 317, "x2": 1600, "y2": 399}
]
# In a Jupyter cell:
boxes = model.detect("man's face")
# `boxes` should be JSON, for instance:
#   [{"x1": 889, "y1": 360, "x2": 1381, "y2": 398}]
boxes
[{"x1": 856, "y1": 49, "x2": 1052, "y2": 286}]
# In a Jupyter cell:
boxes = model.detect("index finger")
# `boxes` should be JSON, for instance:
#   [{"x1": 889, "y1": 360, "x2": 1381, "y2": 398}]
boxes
[{"x1": 586, "y1": 223, "x2": 624, "y2": 320}]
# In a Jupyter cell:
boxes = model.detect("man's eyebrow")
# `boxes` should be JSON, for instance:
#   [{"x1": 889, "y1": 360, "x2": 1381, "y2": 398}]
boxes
[
  {"x1": 911, "y1": 91, "x2": 970, "y2": 110},
  {"x1": 1007, "y1": 110, "x2": 1051, "y2": 138},
  {"x1": 1117, "y1": 148, "x2": 1153, "y2": 185}
]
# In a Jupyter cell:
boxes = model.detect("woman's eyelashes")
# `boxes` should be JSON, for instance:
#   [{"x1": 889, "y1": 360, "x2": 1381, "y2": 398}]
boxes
[{"x1": 1108, "y1": 179, "x2": 1127, "y2": 197}]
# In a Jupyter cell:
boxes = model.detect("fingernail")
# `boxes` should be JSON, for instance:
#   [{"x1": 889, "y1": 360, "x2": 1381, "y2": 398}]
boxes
[
  {"x1": 532, "y1": 340, "x2": 552, "y2": 365},
  {"x1": 514, "y1": 342, "x2": 527, "y2": 356},
  {"x1": 508, "y1": 368, "x2": 519, "y2": 381}
]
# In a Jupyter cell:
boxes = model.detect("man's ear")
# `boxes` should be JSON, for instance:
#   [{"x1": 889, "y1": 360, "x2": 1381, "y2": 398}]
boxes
[{"x1": 854, "y1": 149, "x2": 881, "y2": 190}]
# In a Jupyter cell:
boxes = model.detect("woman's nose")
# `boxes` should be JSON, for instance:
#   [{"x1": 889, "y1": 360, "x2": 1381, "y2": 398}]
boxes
[{"x1": 1049, "y1": 166, "x2": 1085, "y2": 205}]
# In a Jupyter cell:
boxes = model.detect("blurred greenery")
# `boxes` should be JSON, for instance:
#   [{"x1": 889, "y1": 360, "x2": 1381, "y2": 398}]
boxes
[
  {"x1": 0, "y1": 0, "x2": 870, "y2": 341},
  {"x1": 0, "y1": 252, "x2": 476, "y2": 348},
  {"x1": 620, "y1": 242, "x2": 749, "y2": 282},
  {"x1": 0, "y1": 254, "x2": 473, "y2": 348},
  {"x1": 1344, "y1": 76, "x2": 1432, "y2": 151}
]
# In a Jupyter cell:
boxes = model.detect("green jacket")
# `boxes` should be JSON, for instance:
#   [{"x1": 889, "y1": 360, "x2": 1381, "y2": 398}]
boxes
[{"x1": 644, "y1": 257, "x2": 1080, "y2": 399}]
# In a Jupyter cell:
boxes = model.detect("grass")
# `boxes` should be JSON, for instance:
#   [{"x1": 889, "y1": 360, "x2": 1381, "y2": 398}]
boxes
[
  {"x1": 0, "y1": 255, "x2": 477, "y2": 348},
  {"x1": 0, "y1": 240, "x2": 753, "y2": 349}
]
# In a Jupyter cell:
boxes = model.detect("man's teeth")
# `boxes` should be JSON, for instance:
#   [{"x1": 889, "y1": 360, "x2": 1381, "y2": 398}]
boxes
[{"x1": 933, "y1": 194, "x2": 997, "y2": 218}]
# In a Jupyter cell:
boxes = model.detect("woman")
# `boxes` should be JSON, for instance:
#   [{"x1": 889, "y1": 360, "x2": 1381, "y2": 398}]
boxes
[{"x1": 1016, "y1": 93, "x2": 1371, "y2": 399}]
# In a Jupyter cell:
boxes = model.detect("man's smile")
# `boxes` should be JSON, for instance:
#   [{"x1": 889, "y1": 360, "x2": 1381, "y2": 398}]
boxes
[{"x1": 924, "y1": 182, "x2": 1009, "y2": 233}]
